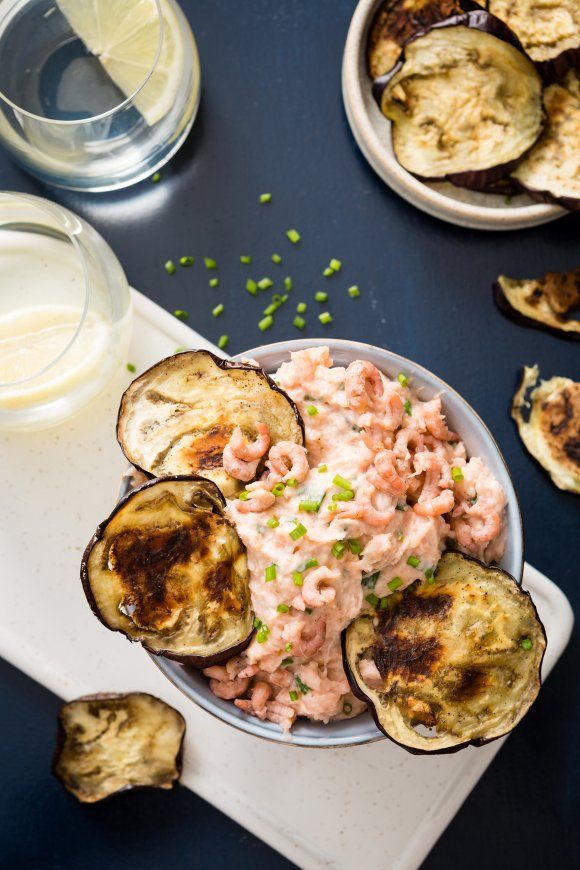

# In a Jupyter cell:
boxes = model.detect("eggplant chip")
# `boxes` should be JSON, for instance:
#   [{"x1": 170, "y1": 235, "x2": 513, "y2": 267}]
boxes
[
  {"x1": 512, "y1": 365, "x2": 580, "y2": 494},
  {"x1": 375, "y1": 14, "x2": 544, "y2": 188},
  {"x1": 117, "y1": 350, "x2": 304, "y2": 497},
  {"x1": 342, "y1": 552, "x2": 545, "y2": 754},
  {"x1": 81, "y1": 476, "x2": 254, "y2": 664},
  {"x1": 53, "y1": 693, "x2": 185, "y2": 803},
  {"x1": 511, "y1": 71, "x2": 580, "y2": 212},
  {"x1": 489, "y1": 0, "x2": 580, "y2": 79},
  {"x1": 494, "y1": 269, "x2": 580, "y2": 340}
]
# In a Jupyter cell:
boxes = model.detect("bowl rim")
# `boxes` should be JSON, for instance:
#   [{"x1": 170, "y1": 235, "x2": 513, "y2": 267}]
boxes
[{"x1": 152, "y1": 338, "x2": 524, "y2": 747}]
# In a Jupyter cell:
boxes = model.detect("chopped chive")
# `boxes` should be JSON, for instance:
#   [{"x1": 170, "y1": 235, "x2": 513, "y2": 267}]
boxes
[
  {"x1": 327, "y1": 503, "x2": 337, "y2": 512},
  {"x1": 253, "y1": 617, "x2": 262, "y2": 629},
  {"x1": 330, "y1": 258, "x2": 341, "y2": 272},
  {"x1": 296, "y1": 302, "x2": 307, "y2": 314},
  {"x1": 425, "y1": 567, "x2": 435, "y2": 584},
  {"x1": 469, "y1": 494, "x2": 478, "y2": 505},
  {"x1": 212, "y1": 303, "x2": 224, "y2": 317},
  {"x1": 299, "y1": 499, "x2": 320, "y2": 512},
  {"x1": 319, "y1": 311, "x2": 333, "y2": 325},
  {"x1": 347, "y1": 285, "x2": 360, "y2": 298},
  {"x1": 323, "y1": 267, "x2": 333, "y2": 277},
  {"x1": 284, "y1": 276, "x2": 293, "y2": 291},
  {"x1": 396, "y1": 530, "x2": 404, "y2": 542},
  {"x1": 407, "y1": 555, "x2": 420, "y2": 568},
  {"x1": 179, "y1": 255, "x2": 194, "y2": 267},
  {"x1": 152, "y1": 171, "x2": 161, "y2": 183},
  {"x1": 266, "y1": 517, "x2": 280, "y2": 528},
  {"x1": 365, "y1": 593, "x2": 379, "y2": 607},
  {"x1": 388, "y1": 576, "x2": 403, "y2": 592},
  {"x1": 361, "y1": 572, "x2": 379, "y2": 589},
  {"x1": 126, "y1": 363, "x2": 136, "y2": 373},
  {"x1": 265, "y1": 564, "x2": 277, "y2": 582},
  {"x1": 343, "y1": 702, "x2": 353, "y2": 715},
  {"x1": 286, "y1": 477, "x2": 298, "y2": 487},
  {"x1": 286, "y1": 229, "x2": 301, "y2": 244},
  {"x1": 333, "y1": 474, "x2": 353, "y2": 490},
  {"x1": 293, "y1": 315, "x2": 306, "y2": 330},
  {"x1": 258, "y1": 315, "x2": 273, "y2": 331},
  {"x1": 451, "y1": 466, "x2": 464, "y2": 482},
  {"x1": 246, "y1": 278, "x2": 258, "y2": 296},
  {"x1": 289, "y1": 523, "x2": 307, "y2": 541},
  {"x1": 295, "y1": 675, "x2": 311, "y2": 695},
  {"x1": 332, "y1": 541, "x2": 346, "y2": 559},
  {"x1": 218, "y1": 334, "x2": 229, "y2": 350},
  {"x1": 260, "y1": 192, "x2": 272, "y2": 204},
  {"x1": 404, "y1": 399, "x2": 412, "y2": 415},
  {"x1": 520, "y1": 637, "x2": 533, "y2": 651},
  {"x1": 289, "y1": 690, "x2": 298, "y2": 702},
  {"x1": 306, "y1": 405, "x2": 318, "y2": 416},
  {"x1": 263, "y1": 303, "x2": 277, "y2": 316},
  {"x1": 174, "y1": 346, "x2": 188, "y2": 353},
  {"x1": 318, "y1": 464, "x2": 327, "y2": 473},
  {"x1": 315, "y1": 291, "x2": 328, "y2": 303},
  {"x1": 396, "y1": 502, "x2": 406, "y2": 511},
  {"x1": 204, "y1": 258, "x2": 217, "y2": 270},
  {"x1": 281, "y1": 657, "x2": 293, "y2": 666},
  {"x1": 209, "y1": 278, "x2": 219, "y2": 288},
  {"x1": 258, "y1": 277, "x2": 273, "y2": 291},
  {"x1": 277, "y1": 603, "x2": 290, "y2": 613},
  {"x1": 379, "y1": 596, "x2": 390, "y2": 610},
  {"x1": 504, "y1": 195, "x2": 513, "y2": 205},
  {"x1": 240, "y1": 255, "x2": 252, "y2": 264},
  {"x1": 348, "y1": 539, "x2": 363, "y2": 555},
  {"x1": 305, "y1": 559, "x2": 319, "y2": 569},
  {"x1": 256, "y1": 625, "x2": 270, "y2": 643},
  {"x1": 165, "y1": 260, "x2": 176, "y2": 275},
  {"x1": 272, "y1": 253, "x2": 282, "y2": 264},
  {"x1": 332, "y1": 490, "x2": 355, "y2": 502},
  {"x1": 238, "y1": 490, "x2": 249, "y2": 501},
  {"x1": 293, "y1": 572, "x2": 304, "y2": 586},
  {"x1": 272, "y1": 482, "x2": 286, "y2": 496},
  {"x1": 397, "y1": 372, "x2": 408, "y2": 387},
  {"x1": 173, "y1": 309, "x2": 189, "y2": 321},
  {"x1": 284, "y1": 642, "x2": 293, "y2": 652}
]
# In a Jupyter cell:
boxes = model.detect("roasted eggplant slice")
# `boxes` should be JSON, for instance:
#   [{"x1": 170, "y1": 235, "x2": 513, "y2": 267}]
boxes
[
  {"x1": 511, "y1": 71, "x2": 580, "y2": 211},
  {"x1": 512, "y1": 365, "x2": 580, "y2": 493},
  {"x1": 366, "y1": 0, "x2": 478, "y2": 78},
  {"x1": 53, "y1": 693, "x2": 185, "y2": 803},
  {"x1": 81, "y1": 476, "x2": 254, "y2": 664},
  {"x1": 117, "y1": 350, "x2": 304, "y2": 497},
  {"x1": 489, "y1": 0, "x2": 580, "y2": 80},
  {"x1": 342, "y1": 552, "x2": 545, "y2": 754},
  {"x1": 374, "y1": 13, "x2": 544, "y2": 189},
  {"x1": 494, "y1": 269, "x2": 580, "y2": 340}
]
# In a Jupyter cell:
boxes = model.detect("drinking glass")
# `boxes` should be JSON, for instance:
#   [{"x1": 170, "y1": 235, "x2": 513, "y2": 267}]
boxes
[
  {"x1": 0, "y1": 192, "x2": 132, "y2": 430},
  {"x1": 0, "y1": 0, "x2": 201, "y2": 191}
]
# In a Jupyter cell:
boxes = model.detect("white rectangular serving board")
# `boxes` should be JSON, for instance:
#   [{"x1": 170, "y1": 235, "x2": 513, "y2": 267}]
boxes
[{"x1": 0, "y1": 290, "x2": 573, "y2": 870}]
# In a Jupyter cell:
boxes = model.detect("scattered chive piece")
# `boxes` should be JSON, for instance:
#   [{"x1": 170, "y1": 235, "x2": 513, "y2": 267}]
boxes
[
  {"x1": 293, "y1": 572, "x2": 304, "y2": 586},
  {"x1": 286, "y1": 477, "x2": 298, "y2": 487},
  {"x1": 295, "y1": 675, "x2": 311, "y2": 695},
  {"x1": 179, "y1": 255, "x2": 194, "y2": 267},
  {"x1": 333, "y1": 474, "x2": 353, "y2": 490},
  {"x1": 305, "y1": 559, "x2": 319, "y2": 569},
  {"x1": 396, "y1": 502, "x2": 406, "y2": 511},
  {"x1": 289, "y1": 690, "x2": 298, "y2": 702},
  {"x1": 366, "y1": 593, "x2": 379, "y2": 607},
  {"x1": 126, "y1": 363, "x2": 136, "y2": 373},
  {"x1": 240, "y1": 255, "x2": 251, "y2": 264},
  {"x1": 293, "y1": 315, "x2": 306, "y2": 330},
  {"x1": 285, "y1": 642, "x2": 293, "y2": 652},
  {"x1": 277, "y1": 603, "x2": 290, "y2": 613},
  {"x1": 272, "y1": 482, "x2": 286, "y2": 496},
  {"x1": 306, "y1": 405, "x2": 318, "y2": 416},
  {"x1": 266, "y1": 517, "x2": 280, "y2": 528},
  {"x1": 296, "y1": 302, "x2": 307, "y2": 314},
  {"x1": 349, "y1": 539, "x2": 363, "y2": 555},
  {"x1": 404, "y1": 399, "x2": 412, "y2": 415},
  {"x1": 407, "y1": 555, "x2": 420, "y2": 568},
  {"x1": 379, "y1": 596, "x2": 390, "y2": 610},
  {"x1": 343, "y1": 702, "x2": 353, "y2": 715},
  {"x1": 290, "y1": 523, "x2": 307, "y2": 541},
  {"x1": 258, "y1": 315, "x2": 273, "y2": 331},
  {"x1": 332, "y1": 541, "x2": 346, "y2": 559},
  {"x1": 263, "y1": 303, "x2": 277, "y2": 316},
  {"x1": 152, "y1": 171, "x2": 161, "y2": 183},
  {"x1": 246, "y1": 279, "x2": 258, "y2": 296},
  {"x1": 315, "y1": 291, "x2": 328, "y2": 303},
  {"x1": 212, "y1": 304, "x2": 224, "y2": 317},
  {"x1": 257, "y1": 277, "x2": 273, "y2": 291},
  {"x1": 272, "y1": 253, "x2": 282, "y2": 264},
  {"x1": 521, "y1": 637, "x2": 533, "y2": 651},
  {"x1": 165, "y1": 260, "x2": 176, "y2": 275},
  {"x1": 327, "y1": 503, "x2": 337, "y2": 512},
  {"x1": 332, "y1": 490, "x2": 355, "y2": 502},
  {"x1": 397, "y1": 372, "x2": 408, "y2": 387},
  {"x1": 348, "y1": 285, "x2": 360, "y2": 298},
  {"x1": 209, "y1": 278, "x2": 219, "y2": 288},
  {"x1": 505, "y1": 195, "x2": 513, "y2": 205},
  {"x1": 330, "y1": 258, "x2": 341, "y2": 271},
  {"x1": 238, "y1": 490, "x2": 249, "y2": 501},
  {"x1": 451, "y1": 466, "x2": 464, "y2": 482},
  {"x1": 299, "y1": 499, "x2": 320, "y2": 512},
  {"x1": 319, "y1": 311, "x2": 333, "y2": 325},
  {"x1": 253, "y1": 617, "x2": 262, "y2": 629},
  {"x1": 286, "y1": 229, "x2": 301, "y2": 244},
  {"x1": 396, "y1": 530, "x2": 404, "y2": 542},
  {"x1": 318, "y1": 464, "x2": 327, "y2": 473},
  {"x1": 361, "y1": 572, "x2": 379, "y2": 589},
  {"x1": 256, "y1": 625, "x2": 270, "y2": 643},
  {"x1": 265, "y1": 564, "x2": 277, "y2": 582},
  {"x1": 174, "y1": 346, "x2": 188, "y2": 353},
  {"x1": 173, "y1": 309, "x2": 189, "y2": 321},
  {"x1": 323, "y1": 267, "x2": 333, "y2": 277},
  {"x1": 260, "y1": 192, "x2": 272, "y2": 204},
  {"x1": 218, "y1": 334, "x2": 229, "y2": 350},
  {"x1": 388, "y1": 576, "x2": 403, "y2": 592},
  {"x1": 204, "y1": 258, "x2": 217, "y2": 270},
  {"x1": 425, "y1": 567, "x2": 435, "y2": 584},
  {"x1": 281, "y1": 657, "x2": 294, "y2": 666}
]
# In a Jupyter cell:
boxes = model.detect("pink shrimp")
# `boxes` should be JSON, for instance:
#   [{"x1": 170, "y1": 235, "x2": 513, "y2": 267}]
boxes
[
  {"x1": 359, "y1": 658, "x2": 383, "y2": 689},
  {"x1": 265, "y1": 700, "x2": 297, "y2": 730},
  {"x1": 236, "y1": 487, "x2": 276, "y2": 513},
  {"x1": 414, "y1": 490, "x2": 454, "y2": 517},
  {"x1": 369, "y1": 450, "x2": 407, "y2": 495},
  {"x1": 209, "y1": 675, "x2": 251, "y2": 700},
  {"x1": 222, "y1": 423, "x2": 270, "y2": 481},
  {"x1": 421, "y1": 399, "x2": 457, "y2": 442},
  {"x1": 393, "y1": 427, "x2": 425, "y2": 467},
  {"x1": 225, "y1": 656, "x2": 259, "y2": 680},
  {"x1": 296, "y1": 618, "x2": 327, "y2": 657},
  {"x1": 299, "y1": 567, "x2": 338, "y2": 608},
  {"x1": 454, "y1": 511, "x2": 501, "y2": 549},
  {"x1": 266, "y1": 441, "x2": 309, "y2": 484},
  {"x1": 234, "y1": 681, "x2": 272, "y2": 719},
  {"x1": 270, "y1": 668, "x2": 294, "y2": 688},
  {"x1": 338, "y1": 490, "x2": 396, "y2": 527},
  {"x1": 345, "y1": 360, "x2": 384, "y2": 412},
  {"x1": 413, "y1": 451, "x2": 454, "y2": 517},
  {"x1": 203, "y1": 665, "x2": 229, "y2": 681}
]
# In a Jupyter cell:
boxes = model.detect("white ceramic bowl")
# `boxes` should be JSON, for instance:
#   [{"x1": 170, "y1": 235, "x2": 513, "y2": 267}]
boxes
[
  {"x1": 342, "y1": 0, "x2": 564, "y2": 231},
  {"x1": 152, "y1": 340, "x2": 524, "y2": 747}
]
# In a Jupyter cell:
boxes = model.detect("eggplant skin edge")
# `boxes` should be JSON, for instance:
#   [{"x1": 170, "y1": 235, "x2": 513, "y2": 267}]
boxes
[
  {"x1": 341, "y1": 552, "x2": 546, "y2": 755},
  {"x1": 80, "y1": 475, "x2": 255, "y2": 668},
  {"x1": 510, "y1": 178, "x2": 579, "y2": 213},
  {"x1": 115, "y1": 349, "x2": 306, "y2": 482},
  {"x1": 52, "y1": 692, "x2": 186, "y2": 802},
  {"x1": 493, "y1": 279, "x2": 580, "y2": 342}
]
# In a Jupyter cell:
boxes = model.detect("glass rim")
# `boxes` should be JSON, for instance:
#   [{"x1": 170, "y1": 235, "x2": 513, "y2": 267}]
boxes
[
  {"x1": 0, "y1": 0, "x2": 165, "y2": 126},
  {"x1": 0, "y1": 191, "x2": 91, "y2": 388}
]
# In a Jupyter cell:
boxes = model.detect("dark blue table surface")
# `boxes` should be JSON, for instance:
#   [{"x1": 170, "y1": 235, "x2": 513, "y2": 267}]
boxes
[{"x1": 1, "y1": 2, "x2": 578, "y2": 868}]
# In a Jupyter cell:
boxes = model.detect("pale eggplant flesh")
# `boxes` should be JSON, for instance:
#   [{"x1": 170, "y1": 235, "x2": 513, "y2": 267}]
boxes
[
  {"x1": 53, "y1": 693, "x2": 186, "y2": 803},
  {"x1": 81, "y1": 476, "x2": 254, "y2": 664},
  {"x1": 494, "y1": 269, "x2": 580, "y2": 340},
  {"x1": 374, "y1": 12, "x2": 545, "y2": 189},
  {"x1": 342, "y1": 552, "x2": 545, "y2": 754},
  {"x1": 117, "y1": 350, "x2": 304, "y2": 498},
  {"x1": 512, "y1": 365, "x2": 580, "y2": 494},
  {"x1": 511, "y1": 71, "x2": 580, "y2": 212}
]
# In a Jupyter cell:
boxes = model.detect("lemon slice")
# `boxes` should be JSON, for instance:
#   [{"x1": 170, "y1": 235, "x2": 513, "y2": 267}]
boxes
[{"x1": 56, "y1": 0, "x2": 184, "y2": 126}]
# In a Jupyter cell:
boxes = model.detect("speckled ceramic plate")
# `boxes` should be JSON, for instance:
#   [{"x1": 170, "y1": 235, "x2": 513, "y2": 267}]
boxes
[{"x1": 342, "y1": 0, "x2": 565, "y2": 230}]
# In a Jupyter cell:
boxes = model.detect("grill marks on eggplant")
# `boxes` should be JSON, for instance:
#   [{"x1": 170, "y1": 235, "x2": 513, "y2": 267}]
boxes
[{"x1": 494, "y1": 269, "x2": 580, "y2": 339}]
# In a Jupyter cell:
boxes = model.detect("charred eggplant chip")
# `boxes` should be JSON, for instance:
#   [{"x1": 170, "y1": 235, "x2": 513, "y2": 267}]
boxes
[
  {"x1": 342, "y1": 552, "x2": 545, "y2": 753},
  {"x1": 81, "y1": 476, "x2": 254, "y2": 664},
  {"x1": 117, "y1": 350, "x2": 304, "y2": 497},
  {"x1": 375, "y1": 14, "x2": 544, "y2": 188},
  {"x1": 494, "y1": 269, "x2": 580, "y2": 340},
  {"x1": 489, "y1": 0, "x2": 580, "y2": 79},
  {"x1": 53, "y1": 693, "x2": 185, "y2": 803},
  {"x1": 512, "y1": 365, "x2": 580, "y2": 494},
  {"x1": 511, "y1": 71, "x2": 580, "y2": 212}
]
